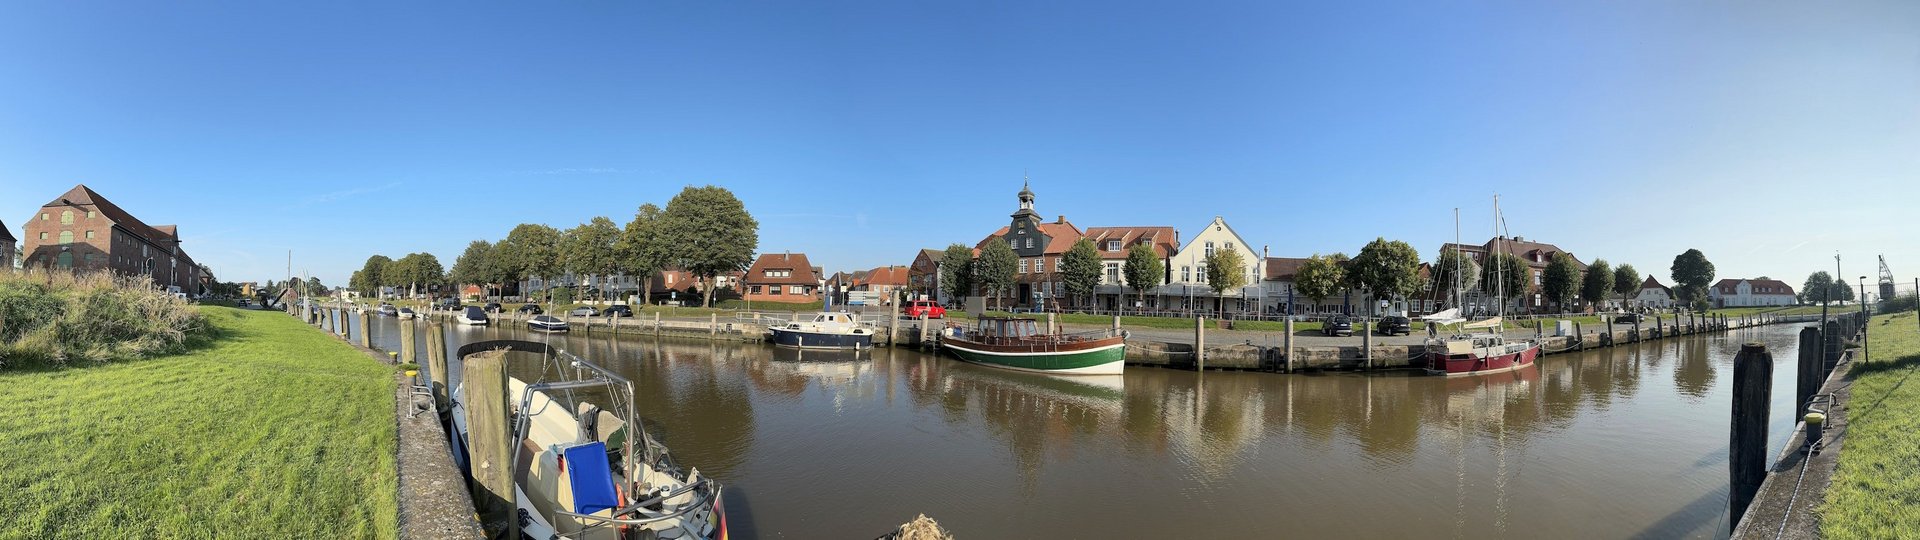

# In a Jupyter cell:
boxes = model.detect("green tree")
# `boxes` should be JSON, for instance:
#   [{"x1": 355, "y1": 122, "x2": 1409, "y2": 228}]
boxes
[
  {"x1": 387, "y1": 252, "x2": 444, "y2": 299},
  {"x1": 1670, "y1": 249, "x2": 1715, "y2": 311},
  {"x1": 616, "y1": 203, "x2": 670, "y2": 305},
  {"x1": 1831, "y1": 278, "x2": 1856, "y2": 304},
  {"x1": 1480, "y1": 251, "x2": 1528, "y2": 306},
  {"x1": 449, "y1": 240, "x2": 496, "y2": 300},
  {"x1": 1204, "y1": 248, "x2": 1249, "y2": 316},
  {"x1": 1580, "y1": 259, "x2": 1613, "y2": 310},
  {"x1": 354, "y1": 255, "x2": 391, "y2": 296},
  {"x1": 975, "y1": 239, "x2": 1018, "y2": 310},
  {"x1": 1122, "y1": 243, "x2": 1164, "y2": 312},
  {"x1": 1346, "y1": 238, "x2": 1422, "y2": 305},
  {"x1": 1060, "y1": 238, "x2": 1101, "y2": 310},
  {"x1": 497, "y1": 223, "x2": 561, "y2": 303},
  {"x1": 659, "y1": 186, "x2": 759, "y2": 308},
  {"x1": 306, "y1": 277, "x2": 326, "y2": 296},
  {"x1": 1543, "y1": 253, "x2": 1581, "y2": 312},
  {"x1": 939, "y1": 243, "x2": 974, "y2": 305},
  {"x1": 1801, "y1": 271, "x2": 1835, "y2": 305},
  {"x1": 1612, "y1": 264, "x2": 1640, "y2": 309},
  {"x1": 1432, "y1": 247, "x2": 1480, "y2": 307},
  {"x1": 561, "y1": 217, "x2": 621, "y2": 301},
  {"x1": 1294, "y1": 253, "x2": 1347, "y2": 307}
]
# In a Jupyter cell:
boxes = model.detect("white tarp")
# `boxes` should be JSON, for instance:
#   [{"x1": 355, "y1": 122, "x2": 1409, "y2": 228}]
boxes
[{"x1": 1420, "y1": 308, "x2": 1465, "y2": 325}]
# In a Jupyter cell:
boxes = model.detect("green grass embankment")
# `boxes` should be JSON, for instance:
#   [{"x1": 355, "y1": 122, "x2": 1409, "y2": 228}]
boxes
[
  {"x1": 1822, "y1": 311, "x2": 1920, "y2": 538},
  {"x1": 0, "y1": 307, "x2": 398, "y2": 539}
]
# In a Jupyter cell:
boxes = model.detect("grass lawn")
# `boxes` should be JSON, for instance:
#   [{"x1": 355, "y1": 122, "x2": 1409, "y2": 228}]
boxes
[
  {"x1": 1821, "y1": 311, "x2": 1920, "y2": 538},
  {"x1": 0, "y1": 307, "x2": 398, "y2": 539}
]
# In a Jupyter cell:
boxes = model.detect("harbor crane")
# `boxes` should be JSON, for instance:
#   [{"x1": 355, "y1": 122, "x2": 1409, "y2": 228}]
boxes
[{"x1": 1880, "y1": 255, "x2": 1896, "y2": 301}]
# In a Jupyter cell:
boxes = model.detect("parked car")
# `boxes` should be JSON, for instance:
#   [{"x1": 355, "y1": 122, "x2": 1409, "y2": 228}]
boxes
[
  {"x1": 904, "y1": 300, "x2": 946, "y2": 319},
  {"x1": 604, "y1": 304, "x2": 634, "y2": 318},
  {"x1": 568, "y1": 306, "x2": 600, "y2": 317},
  {"x1": 1322, "y1": 315, "x2": 1353, "y2": 336},
  {"x1": 484, "y1": 302, "x2": 503, "y2": 313},
  {"x1": 517, "y1": 304, "x2": 543, "y2": 315},
  {"x1": 1613, "y1": 313, "x2": 1644, "y2": 324},
  {"x1": 437, "y1": 298, "x2": 461, "y2": 310},
  {"x1": 1377, "y1": 315, "x2": 1412, "y2": 336}
]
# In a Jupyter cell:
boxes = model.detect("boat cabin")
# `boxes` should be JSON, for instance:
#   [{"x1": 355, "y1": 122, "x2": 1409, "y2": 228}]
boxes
[
  {"x1": 973, "y1": 317, "x2": 1042, "y2": 339},
  {"x1": 811, "y1": 313, "x2": 856, "y2": 325}
]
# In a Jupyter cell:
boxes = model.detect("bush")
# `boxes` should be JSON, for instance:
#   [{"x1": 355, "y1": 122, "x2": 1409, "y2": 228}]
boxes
[
  {"x1": 0, "y1": 270, "x2": 210, "y2": 369},
  {"x1": 1883, "y1": 293, "x2": 1920, "y2": 315}
]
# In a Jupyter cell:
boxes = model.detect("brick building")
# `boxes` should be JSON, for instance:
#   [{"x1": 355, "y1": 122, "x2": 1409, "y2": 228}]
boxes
[
  {"x1": 21, "y1": 184, "x2": 205, "y2": 295},
  {"x1": 971, "y1": 182, "x2": 1085, "y2": 309},
  {"x1": 1440, "y1": 236, "x2": 1586, "y2": 313},
  {"x1": 742, "y1": 252, "x2": 821, "y2": 303}
]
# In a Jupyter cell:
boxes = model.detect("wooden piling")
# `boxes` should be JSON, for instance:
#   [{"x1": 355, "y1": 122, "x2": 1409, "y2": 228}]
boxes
[
  {"x1": 710, "y1": 312, "x2": 718, "y2": 337},
  {"x1": 427, "y1": 323, "x2": 449, "y2": 409},
  {"x1": 1195, "y1": 316, "x2": 1206, "y2": 371},
  {"x1": 888, "y1": 301, "x2": 901, "y2": 347},
  {"x1": 1605, "y1": 318, "x2": 1615, "y2": 347},
  {"x1": 919, "y1": 313, "x2": 930, "y2": 347},
  {"x1": 654, "y1": 312, "x2": 662, "y2": 336},
  {"x1": 1362, "y1": 318, "x2": 1373, "y2": 369},
  {"x1": 1729, "y1": 343, "x2": 1773, "y2": 528},
  {"x1": 358, "y1": 311, "x2": 372, "y2": 348},
  {"x1": 1283, "y1": 319, "x2": 1295, "y2": 373},
  {"x1": 1573, "y1": 321, "x2": 1583, "y2": 350},
  {"x1": 1796, "y1": 327, "x2": 1821, "y2": 418},
  {"x1": 463, "y1": 350, "x2": 517, "y2": 539},
  {"x1": 398, "y1": 318, "x2": 416, "y2": 364},
  {"x1": 1112, "y1": 315, "x2": 1121, "y2": 334},
  {"x1": 1824, "y1": 320, "x2": 1841, "y2": 374}
]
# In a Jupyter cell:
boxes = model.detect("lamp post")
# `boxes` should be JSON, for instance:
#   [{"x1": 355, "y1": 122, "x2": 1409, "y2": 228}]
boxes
[{"x1": 1860, "y1": 276, "x2": 1869, "y2": 318}]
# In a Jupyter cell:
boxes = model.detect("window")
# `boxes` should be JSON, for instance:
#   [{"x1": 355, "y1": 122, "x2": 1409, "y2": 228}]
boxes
[
  {"x1": 1196, "y1": 264, "x2": 1208, "y2": 284},
  {"x1": 789, "y1": 285, "x2": 805, "y2": 295},
  {"x1": 1205, "y1": 242, "x2": 1215, "y2": 257},
  {"x1": 61, "y1": 210, "x2": 73, "y2": 225},
  {"x1": 85, "y1": 230, "x2": 94, "y2": 239},
  {"x1": 1107, "y1": 240, "x2": 1121, "y2": 251},
  {"x1": 1052, "y1": 258, "x2": 1060, "y2": 272},
  {"x1": 87, "y1": 211, "x2": 95, "y2": 219},
  {"x1": 1225, "y1": 242, "x2": 1234, "y2": 251},
  {"x1": 768, "y1": 286, "x2": 782, "y2": 296},
  {"x1": 39, "y1": 213, "x2": 47, "y2": 221},
  {"x1": 1533, "y1": 270, "x2": 1542, "y2": 285},
  {"x1": 1008, "y1": 239, "x2": 1016, "y2": 248},
  {"x1": 1105, "y1": 262, "x2": 1120, "y2": 284},
  {"x1": 1019, "y1": 259, "x2": 1028, "y2": 273},
  {"x1": 38, "y1": 232, "x2": 47, "y2": 240},
  {"x1": 1025, "y1": 238, "x2": 1034, "y2": 249},
  {"x1": 59, "y1": 231, "x2": 72, "y2": 244},
  {"x1": 1182, "y1": 266, "x2": 1191, "y2": 282},
  {"x1": 57, "y1": 252, "x2": 72, "y2": 269}
]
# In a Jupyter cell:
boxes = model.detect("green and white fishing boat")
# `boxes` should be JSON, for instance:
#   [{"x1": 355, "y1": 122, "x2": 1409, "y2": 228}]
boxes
[{"x1": 939, "y1": 317, "x2": 1127, "y2": 375}]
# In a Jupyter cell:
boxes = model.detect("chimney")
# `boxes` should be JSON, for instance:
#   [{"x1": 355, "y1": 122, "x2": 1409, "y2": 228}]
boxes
[{"x1": 1056, "y1": 215, "x2": 1065, "y2": 224}]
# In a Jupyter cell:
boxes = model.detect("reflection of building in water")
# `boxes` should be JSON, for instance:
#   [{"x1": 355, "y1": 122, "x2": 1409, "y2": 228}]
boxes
[
  {"x1": 931, "y1": 366, "x2": 1127, "y2": 487},
  {"x1": 1160, "y1": 376, "x2": 1267, "y2": 482},
  {"x1": 752, "y1": 347, "x2": 877, "y2": 410}
]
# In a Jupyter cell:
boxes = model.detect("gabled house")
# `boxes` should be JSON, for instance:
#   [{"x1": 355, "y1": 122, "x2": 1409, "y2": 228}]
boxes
[
  {"x1": 743, "y1": 253, "x2": 821, "y2": 303},
  {"x1": 1163, "y1": 217, "x2": 1262, "y2": 314},
  {"x1": 22, "y1": 184, "x2": 205, "y2": 295},
  {"x1": 970, "y1": 182, "x2": 1084, "y2": 309},
  {"x1": 908, "y1": 248, "x2": 947, "y2": 304},
  {"x1": 1634, "y1": 276, "x2": 1675, "y2": 309},
  {"x1": 1440, "y1": 236, "x2": 1586, "y2": 313},
  {"x1": 1709, "y1": 278, "x2": 1797, "y2": 308},
  {"x1": 861, "y1": 265, "x2": 910, "y2": 300}
]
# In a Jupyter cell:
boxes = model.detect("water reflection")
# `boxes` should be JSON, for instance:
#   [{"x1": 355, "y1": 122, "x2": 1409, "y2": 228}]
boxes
[{"x1": 344, "y1": 313, "x2": 1810, "y2": 539}]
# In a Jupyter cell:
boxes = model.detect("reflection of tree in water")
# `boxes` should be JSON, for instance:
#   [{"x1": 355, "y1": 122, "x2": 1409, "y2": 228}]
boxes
[
  {"x1": 940, "y1": 366, "x2": 1123, "y2": 491},
  {"x1": 607, "y1": 341, "x2": 757, "y2": 478},
  {"x1": 1671, "y1": 339, "x2": 1716, "y2": 400}
]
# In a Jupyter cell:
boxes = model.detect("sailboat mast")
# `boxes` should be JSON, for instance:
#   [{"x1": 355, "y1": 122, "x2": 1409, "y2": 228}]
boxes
[
  {"x1": 1453, "y1": 207, "x2": 1462, "y2": 315},
  {"x1": 1494, "y1": 195, "x2": 1504, "y2": 330}
]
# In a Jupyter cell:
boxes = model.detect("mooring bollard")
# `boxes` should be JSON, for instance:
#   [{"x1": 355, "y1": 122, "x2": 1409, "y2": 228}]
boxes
[
  {"x1": 1796, "y1": 327, "x2": 1821, "y2": 418},
  {"x1": 1283, "y1": 319, "x2": 1295, "y2": 373},
  {"x1": 358, "y1": 311, "x2": 372, "y2": 348},
  {"x1": 655, "y1": 311, "x2": 663, "y2": 335},
  {"x1": 399, "y1": 318, "x2": 416, "y2": 364},
  {"x1": 1824, "y1": 320, "x2": 1842, "y2": 375},
  {"x1": 1729, "y1": 343, "x2": 1773, "y2": 528},
  {"x1": 1362, "y1": 318, "x2": 1373, "y2": 369},
  {"x1": 1112, "y1": 315, "x2": 1121, "y2": 335},
  {"x1": 428, "y1": 323, "x2": 449, "y2": 409},
  {"x1": 710, "y1": 312, "x2": 719, "y2": 337},
  {"x1": 1194, "y1": 316, "x2": 1207, "y2": 370},
  {"x1": 919, "y1": 313, "x2": 930, "y2": 346},
  {"x1": 463, "y1": 350, "x2": 516, "y2": 539}
]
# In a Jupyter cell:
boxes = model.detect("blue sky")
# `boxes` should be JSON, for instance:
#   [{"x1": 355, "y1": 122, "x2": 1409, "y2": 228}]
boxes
[{"x1": 2, "y1": 1, "x2": 1915, "y2": 292}]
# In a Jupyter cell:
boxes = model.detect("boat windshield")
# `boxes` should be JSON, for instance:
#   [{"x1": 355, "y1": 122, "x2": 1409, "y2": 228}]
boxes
[{"x1": 976, "y1": 318, "x2": 1040, "y2": 338}]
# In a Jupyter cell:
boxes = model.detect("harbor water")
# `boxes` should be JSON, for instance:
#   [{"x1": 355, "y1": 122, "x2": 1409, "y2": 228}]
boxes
[{"x1": 341, "y1": 310, "x2": 1809, "y2": 539}]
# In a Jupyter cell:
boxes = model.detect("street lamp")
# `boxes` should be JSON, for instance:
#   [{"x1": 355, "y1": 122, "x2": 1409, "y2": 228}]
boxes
[{"x1": 1861, "y1": 276, "x2": 1869, "y2": 318}]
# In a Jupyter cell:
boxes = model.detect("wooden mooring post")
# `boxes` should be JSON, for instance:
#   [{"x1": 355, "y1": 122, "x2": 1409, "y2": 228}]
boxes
[
  {"x1": 463, "y1": 350, "x2": 516, "y2": 539},
  {"x1": 888, "y1": 301, "x2": 902, "y2": 346},
  {"x1": 427, "y1": 323, "x2": 449, "y2": 409},
  {"x1": 1729, "y1": 343, "x2": 1773, "y2": 528},
  {"x1": 1283, "y1": 319, "x2": 1295, "y2": 373},
  {"x1": 357, "y1": 311, "x2": 372, "y2": 349},
  {"x1": 710, "y1": 313, "x2": 718, "y2": 337},
  {"x1": 398, "y1": 318, "x2": 416, "y2": 364},
  {"x1": 1796, "y1": 327, "x2": 1821, "y2": 418},
  {"x1": 1195, "y1": 316, "x2": 1206, "y2": 371},
  {"x1": 1362, "y1": 318, "x2": 1373, "y2": 369}
]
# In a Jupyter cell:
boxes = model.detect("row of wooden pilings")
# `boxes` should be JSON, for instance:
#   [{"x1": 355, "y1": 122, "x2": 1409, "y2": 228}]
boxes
[
  {"x1": 1727, "y1": 311, "x2": 1868, "y2": 531},
  {"x1": 1135, "y1": 311, "x2": 1795, "y2": 372}
]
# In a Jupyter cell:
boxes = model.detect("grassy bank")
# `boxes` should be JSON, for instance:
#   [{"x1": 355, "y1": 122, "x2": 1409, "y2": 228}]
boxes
[
  {"x1": 0, "y1": 307, "x2": 398, "y2": 538},
  {"x1": 1821, "y1": 311, "x2": 1920, "y2": 538}
]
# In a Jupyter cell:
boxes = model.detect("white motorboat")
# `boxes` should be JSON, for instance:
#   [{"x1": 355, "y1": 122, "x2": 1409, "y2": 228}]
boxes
[
  {"x1": 449, "y1": 341, "x2": 728, "y2": 540},
  {"x1": 455, "y1": 306, "x2": 490, "y2": 326},
  {"x1": 528, "y1": 314, "x2": 569, "y2": 333},
  {"x1": 767, "y1": 312, "x2": 875, "y2": 349}
]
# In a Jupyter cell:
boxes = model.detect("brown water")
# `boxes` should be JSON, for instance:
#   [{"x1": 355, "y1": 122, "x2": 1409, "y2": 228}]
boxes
[{"x1": 341, "y1": 311, "x2": 1809, "y2": 539}]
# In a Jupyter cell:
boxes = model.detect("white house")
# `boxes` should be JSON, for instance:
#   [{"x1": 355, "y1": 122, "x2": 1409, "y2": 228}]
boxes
[
  {"x1": 1709, "y1": 278, "x2": 1798, "y2": 308},
  {"x1": 1161, "y1": 216, "x2": 1263, "y2": 314},
  {"x1": 1633, "y1": 276, "x2": 1675, "y2": 309}
]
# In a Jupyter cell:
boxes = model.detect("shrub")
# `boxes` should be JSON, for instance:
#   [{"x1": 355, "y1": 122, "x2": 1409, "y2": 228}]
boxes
[{"x1": 0, "y1": 270, "x2": 210, "y2": 369}]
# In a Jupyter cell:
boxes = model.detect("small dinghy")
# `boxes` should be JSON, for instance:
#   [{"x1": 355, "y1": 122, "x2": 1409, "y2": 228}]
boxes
[
  {"x1": 528, "y1": 314, "x2": 569, "y2": 333},
  {"x1": 396, "y1": 308, "x2": 416, "y2": 320},
  {"x1": 450, "y1": 341, "x2": 728, "y2": 540},
  {"x1": 376, "y1": 303, "x2": 399, "y2": 317}
]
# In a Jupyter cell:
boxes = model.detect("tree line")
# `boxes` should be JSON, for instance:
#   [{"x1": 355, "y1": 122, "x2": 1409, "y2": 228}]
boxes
[
  {"x1": 1289, "y1": 242, "x2": 1721, "y2": 315},
  {"x1": 352, "y1": 185, "x2": 758, "y2": 308}
]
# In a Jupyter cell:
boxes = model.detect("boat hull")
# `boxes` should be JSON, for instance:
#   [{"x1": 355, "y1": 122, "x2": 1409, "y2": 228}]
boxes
[
  {"x1": 769, "y1": 327, "x2": 872, "y2": 349},
  {"x1": 455, "y1": 317, "x2": 489, "y2": 326},
  {"x1": 1424, "y1": 342, "x2": 1540, "y2": 377},
  {"x1": 942, "y1": 340, "x2": 1127, "y2": 375}
]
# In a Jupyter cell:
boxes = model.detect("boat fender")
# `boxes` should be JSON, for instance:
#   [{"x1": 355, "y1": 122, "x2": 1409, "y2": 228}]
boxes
[{"x1": 1121, "y1": 330, "x2": 1130, "y2": 339}]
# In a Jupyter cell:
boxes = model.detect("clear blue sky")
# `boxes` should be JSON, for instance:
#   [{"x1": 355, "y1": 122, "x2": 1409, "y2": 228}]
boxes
[{"x1": 2, "y1": 1, "x2": 1915, "y2": 293}]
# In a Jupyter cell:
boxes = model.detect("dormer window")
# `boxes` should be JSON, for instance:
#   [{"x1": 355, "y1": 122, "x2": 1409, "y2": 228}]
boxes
[{"x1": 1106, "y1": 240, "x2": 1120, "y2": 251}]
